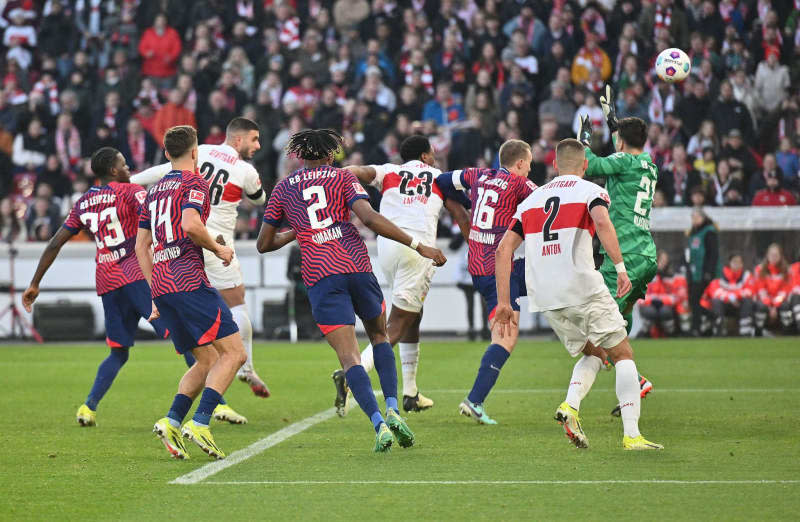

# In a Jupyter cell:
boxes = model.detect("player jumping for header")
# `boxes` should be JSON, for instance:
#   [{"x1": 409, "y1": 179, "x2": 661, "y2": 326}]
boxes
[
  {"x1": 23, "y1": 147, "x2": 169, "y2": 427},
  {"x1": 495, "y1": 138, "x2": 662, "y2": 450},
  {"x1": 257, "y1": 128, "x2": 447, "y2": 452},
  {"x1": 435, "y1": 140, "x2": 538, "y2": 425},
  {"x1": 331, "y1": 134, "x2": 470, "y2": 416},
  {"x1": 578, "y1": 86, "x2": 656, "y2": 416}
]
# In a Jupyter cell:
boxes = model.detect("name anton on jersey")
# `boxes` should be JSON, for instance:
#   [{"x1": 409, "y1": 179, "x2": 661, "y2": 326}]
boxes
[
  {"x1": 80, "y1": 194, "x2": 116, "y2": 209},
  {"x1": 312, "y1": 226, "x2": 342, "y2": 244},
  {"x1": 469, "y1": 229, "x2": 495, "y2": 245},
  {"x1": 97, "y1": 248, "x2": 125, "y2": 264},
  {"x1": 153, "y1": 246, "x2": 181, "y2": 263},
  {"x1": 541, "y1": 243, "x2": 562, "y2": 256}
]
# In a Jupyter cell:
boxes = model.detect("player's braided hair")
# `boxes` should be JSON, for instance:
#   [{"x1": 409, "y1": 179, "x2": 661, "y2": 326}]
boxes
[{"x1": 286, "y1": 128, "x2": 343, "y2": 161}]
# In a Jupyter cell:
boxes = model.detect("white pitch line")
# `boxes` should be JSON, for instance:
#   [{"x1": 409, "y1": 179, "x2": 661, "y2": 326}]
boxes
[
  {"x1": 426, "y1": 388, "x2": 797, "y2": 394},
  {"x1": 199, "y1": 480, "x2": 800, "y2": 486},
  {"x1": 170, "y1": 407, "x2": 337, "y2": 485}
]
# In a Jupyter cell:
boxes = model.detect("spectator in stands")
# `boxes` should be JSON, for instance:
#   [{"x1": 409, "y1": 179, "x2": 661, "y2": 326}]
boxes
[
  {"x1": 687, "y1": 120, "x2": 718, "y2": 160},
  {"x1": 775, "y1": 138, "x2": 799, "y2": 193},
  {"x1": 538, "y1": 81, "x2": 575, "y2": 138},
  {"x1": 712, "y1": 80, "x2": 755, "y2": 144},
  {"x1": 754, "y1": 49, "x2": 790, "y2": 116},
  {"x1": 37, "y1": 154, "x2": 71, "y2": 199},
  {"x1": 753, "y1": 243, "x2": 795, "y2": 335},
  {"x1": 120, "y1": 118, "x2": 157, "y2": 172},
  {"x1": 570, "y1": 32, "x2": 611, "y2": 86},
  {"x1": 153, "y1": 89, "x2": 196, "y2": 145},
  {"x1": 138, "y1": 13, "x2": 182, "y2": 88},
  {"x1": 422, "y1": 82, "x2": 465, "y2": 127},
  {"x1": 660, "y1": 144, "x2": 702, "y2": 206},
  {"x1": 53, "y1": 113, "x2": 81, "y2": 173},
  {"x1": 720, "y1": 128, "x2": 758, "y2": 184},
  {"x1": 638, "y1": 250, "x2": 690, "y2": 337},
  {"x1": 702, "y1": 253, "x2": 755, "y2": 337},
  {"x1": 752, "y1": 171, "x2": 798, "y2": 206},
  {"x1": 677, "y1": 78, "x2": 711, "y2": 137},
  {"x1": 687, "y1": 208, "x2": 720, "y2": 335},
  {"x1": 639, "y1": 0, "x2": 690, "y2": 51},
  {"x1": 26, "y1": 194, "x2": 61, "y2": 242},
  {"x1": 0, "y1": 197, "x2": 23, "y2": 242},
  {"x1": 13, "y1": 119, "x2": 50, "y2": 169}
]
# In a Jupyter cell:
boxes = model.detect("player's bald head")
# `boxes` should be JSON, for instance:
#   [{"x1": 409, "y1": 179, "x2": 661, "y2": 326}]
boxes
[{"x1": 554, "y1": 138, "x2": 587, "y2": 177}]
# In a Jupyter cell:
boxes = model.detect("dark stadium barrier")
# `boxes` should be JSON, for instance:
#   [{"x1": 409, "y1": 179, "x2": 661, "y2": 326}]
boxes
[{"x1": 32, "y1": 301, "x2": 95, "y2": 342}]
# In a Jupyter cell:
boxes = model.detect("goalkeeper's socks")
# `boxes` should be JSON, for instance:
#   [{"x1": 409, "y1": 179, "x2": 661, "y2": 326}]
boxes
[
  {"x1": 346, "y1": 365, "x2": 384, "y2": 431},
  {"x1": 372, "y1": 342, "x2": 399, "y2": 413},
  {"x1": 467, "y1": 344, "x2": 510, "y2": 404},
  {"x1": 85, "y1": 347, "x2": 129, "y2": 410},
  {"x1": 167, "y1": 393, "x2": 193, "y2": 428},
  {"x1": 191, "y1": 387, "x2": 223, "y2": 427},
  {"x1": 182, "y1": 352, "x2": 226, "y2": 405},
  {"x1": 565, "y1": 354, "x2": 603, "y2": 410}
]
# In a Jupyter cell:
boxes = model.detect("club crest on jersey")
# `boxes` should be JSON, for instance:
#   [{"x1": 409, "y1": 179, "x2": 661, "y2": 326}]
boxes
[
  {"x1": 353, "y1": 183, "x2": 367, "y2": 195},
  {"x1": 600, "y1": 192, "x2": 610, "y2": 203},
  {"x1": 135, "y1": 190, "x2": 147, "y2": 205},
  {"x1": 189, "y1": 189, "x2": 205, "y2": 204}
]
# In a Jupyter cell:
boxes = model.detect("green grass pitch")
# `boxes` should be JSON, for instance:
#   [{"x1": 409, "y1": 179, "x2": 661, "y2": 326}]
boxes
[{"x1": 1, "y1": 337, "x2": 799, "y2": 520}]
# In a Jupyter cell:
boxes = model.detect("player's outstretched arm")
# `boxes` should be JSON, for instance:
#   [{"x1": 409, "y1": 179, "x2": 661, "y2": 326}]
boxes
[
  {"x1": 351, "y1": 199, "x2": 447, "y2": 266},
  {"x1": 22, "y1": 227, "x2": 75, "y2": 312},
  {"x1": 589, "y1": 205, "x2": 632, "y2": 298},
  {"x1": 444, "y1": 197, "x2": 471, "y2": 240},
  {"x1": 181, "y1": 208, "x2": 233, "y2": 265},
  {"x1": 256, "y1": 222, "x2": 296, "y2": 253},
  {"x1": 494, "y1": 227, "x2": 523, "y2": 338},
  {"x1": 344, "y1": 165, "x2": 378, "y2": 185},
  {"x1": 130, "y1": 162, "x2": 172, "y2": 186}
]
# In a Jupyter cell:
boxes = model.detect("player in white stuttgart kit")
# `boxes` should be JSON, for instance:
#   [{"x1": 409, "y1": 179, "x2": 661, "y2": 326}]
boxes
[
  {"x1": 332, "y1": 135, "x2": 469, "y2": 415},
  {"x1": 133, "y1": 118, "x2": 278, "y2": 406},
  {"x1": 494, "y1": 138, "x2": 662, "y2": 451}
]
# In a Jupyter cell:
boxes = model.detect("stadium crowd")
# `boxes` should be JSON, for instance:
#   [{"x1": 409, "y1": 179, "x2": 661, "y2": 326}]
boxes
[{"x1": 0, "y1": 0, "x2": 797, "y2": 243}]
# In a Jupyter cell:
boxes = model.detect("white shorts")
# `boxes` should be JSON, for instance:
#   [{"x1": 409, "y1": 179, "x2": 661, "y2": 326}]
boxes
[
  {"x1": 543, "y1": 291, "x2": 627, "y2": 357},
  {"x1": 377, "y1": 235, "x2": 435, "y2": 313},
  {"x1": 203, "y1": 234, "x2": 243, "y2": 290}
]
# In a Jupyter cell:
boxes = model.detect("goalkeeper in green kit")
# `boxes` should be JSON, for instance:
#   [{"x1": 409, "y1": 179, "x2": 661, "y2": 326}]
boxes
[{"x1": 577, "y1": 86, "x2": 655, "y2": 416}]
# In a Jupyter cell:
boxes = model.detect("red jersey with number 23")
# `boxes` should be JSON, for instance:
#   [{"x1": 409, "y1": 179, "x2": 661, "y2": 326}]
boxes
[
  {"x1": 451, "y1": 167, "x2": 536, "y2": 276},
  {"x1": 263, "y1": 166, "x2": 372, "y2": 287},
  {"x1": 62, "y1": 182, "x2": 148, "y2": 295},
  {"x1": 138, "y1": 170, "x2": 211, "y2": 297}
]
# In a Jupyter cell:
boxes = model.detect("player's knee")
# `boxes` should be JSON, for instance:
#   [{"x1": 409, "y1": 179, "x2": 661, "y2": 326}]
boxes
[
  {"x1": 606, "y1": 340, "x2": 633, "y2": 363},
  {"x1": 111, "y1": 347, "x2": 129, "y2": 366}
]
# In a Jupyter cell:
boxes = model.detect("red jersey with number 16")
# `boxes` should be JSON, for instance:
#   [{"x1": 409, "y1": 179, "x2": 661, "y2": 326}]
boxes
[
  {"x1": 263, "y1": 166, "x2": 372, "y2": 287},
  {"x1": 138, "y1": 170, "x2": 211, "y2": 297},
  {"x1": 447, "y1": 167, "x2": 536, "y2": 276},
  {"x1": 62, "y1": 182, "x2": 148, "y2": 295}
]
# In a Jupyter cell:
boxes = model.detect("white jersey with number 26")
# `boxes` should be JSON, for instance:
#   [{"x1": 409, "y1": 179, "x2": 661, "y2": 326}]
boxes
[
  {"x1": 131, "y1": 143, "x2": 266, "y2": 238},
  {"x1": 369, "y1": 160, "x2": 444, "y2": 245}
]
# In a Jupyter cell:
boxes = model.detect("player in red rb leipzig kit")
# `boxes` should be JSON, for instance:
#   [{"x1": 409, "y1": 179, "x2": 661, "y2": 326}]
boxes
[
  {"x1": 23, "y1": 147, "x2": 170, "y2": 428},
  {"x1": 136, "y1": 126, "x2": 246, "y2": 460},
  {"x1": 257, "y1": 128, "x2": 447, "y2": 452}
]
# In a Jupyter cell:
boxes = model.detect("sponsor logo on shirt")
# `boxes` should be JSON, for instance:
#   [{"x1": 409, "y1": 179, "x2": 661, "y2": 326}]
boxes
[{"x1": 353, "y1": 183, "x2": 367, "y2": 195}]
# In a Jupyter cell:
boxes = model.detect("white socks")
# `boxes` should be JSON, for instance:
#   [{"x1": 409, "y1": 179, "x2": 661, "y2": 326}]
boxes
[
  {"x1": 565, "y1": 355, "x2": 602, "y2": 410},
  {"x1": 360, "y1": 342, "x2": 421, "y2": 396},
  {"x1": 360, "y1": 344, "x2": 375, "y2": 372},
  {"x1": 615, "y1": 359, "x2": 641, "y2": 438},
  {"x1": 231, "y1": 304, "x2": 253, "y2": 375},
  {"x1": 399, "y1": 342, "x2": 420, "y2": 397}
]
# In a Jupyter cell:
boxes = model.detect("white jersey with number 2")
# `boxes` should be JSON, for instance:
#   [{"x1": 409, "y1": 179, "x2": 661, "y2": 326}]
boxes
[
  {"x1": 515, "y1": 174, "x2": 611, "y2": 312},
  {"x1": 131, "y1": 143, "x2": 266, "y2": 239},
  {"x1": 370, "y1": 160, "x2": 444, "y2": 244}
]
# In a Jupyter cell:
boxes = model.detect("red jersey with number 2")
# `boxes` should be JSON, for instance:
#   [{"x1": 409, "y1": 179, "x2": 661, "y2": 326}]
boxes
[
  {"x1": 62, "y1": 182, "x2": 148, "y2": 295},
  {"x1": 457, "y1": 167, "x2": 536, "y2": 276},
  {"x1": 263, "y1": 166, "x2": 372, "y2": 287},
  {"x1": 138, "y1": 170, "x2": 211, "y2": 297}
]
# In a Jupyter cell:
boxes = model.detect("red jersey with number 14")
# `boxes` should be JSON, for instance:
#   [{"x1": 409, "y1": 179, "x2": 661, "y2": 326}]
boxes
[
  {"x1": 62, "y1": 182, "x2": 148, "y2": 295},
  {"x1": 138, "y1": 170, "x2": 211, "y2": 297},
  {"x1": 450, "y1": 167, "x2": 536, "y2": 276},
  {"x1": 263, "y1": 166, "x2": 372, "y2": 287}
]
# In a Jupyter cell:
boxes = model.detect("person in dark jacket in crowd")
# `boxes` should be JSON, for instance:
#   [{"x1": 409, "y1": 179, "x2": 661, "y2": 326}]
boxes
[{"x1": 686, "y1": 208, "x2": 720, "y2": 335}]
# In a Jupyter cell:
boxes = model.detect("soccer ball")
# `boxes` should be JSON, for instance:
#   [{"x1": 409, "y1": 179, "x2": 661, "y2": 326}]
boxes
[{"x1": 655, "y1": 48, "x2": 691, "y2": 83}]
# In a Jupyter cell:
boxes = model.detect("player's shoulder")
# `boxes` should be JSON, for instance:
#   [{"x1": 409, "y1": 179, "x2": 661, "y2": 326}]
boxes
[{"x1": 183, "y1": 170, "x2": 209, "y2": 188}]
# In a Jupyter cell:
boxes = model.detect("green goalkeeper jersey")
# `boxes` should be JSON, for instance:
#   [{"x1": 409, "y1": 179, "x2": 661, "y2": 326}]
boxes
[{"x1": 584, "y1": 146, "x2": 657, "y2": 261}]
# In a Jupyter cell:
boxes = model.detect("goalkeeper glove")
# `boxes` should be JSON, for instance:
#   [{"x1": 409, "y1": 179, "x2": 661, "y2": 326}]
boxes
[
  {"x1": 577, "y1": 115, "x2": 593, "y2": 146},
  {"x1": 599, "y1": 84, "x2": 618, "y2": 133}
]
